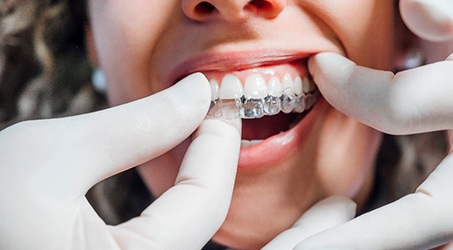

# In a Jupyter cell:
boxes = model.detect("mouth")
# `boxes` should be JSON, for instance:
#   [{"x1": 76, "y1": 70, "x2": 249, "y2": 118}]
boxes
[
  {"x1": 204, "y1": 58, "x2": 319, "y2": 140},
  {"x1": 173, "y1": 52, "x2": 322, "y2": 169}
]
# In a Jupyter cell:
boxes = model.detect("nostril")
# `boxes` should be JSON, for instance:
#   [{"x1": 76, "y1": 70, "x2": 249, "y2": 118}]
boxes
[
  {"x1": 195, "y1": 2, "x2": 216, "y2": 15},
  {"x1": 248, "y1": 0, "x2": 272, "y2": 10},
  {"x1": 184, "y1": 0, "x2": 284, "y2": 21},
  {"x1": 246, "y1": 0, "x2": 285, "y2": 18}
]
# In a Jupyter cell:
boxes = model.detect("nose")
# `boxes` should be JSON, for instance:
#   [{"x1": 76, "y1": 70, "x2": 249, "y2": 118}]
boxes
[{"x1": 182, "y1": 0, "x2": 286, "y2": 22}]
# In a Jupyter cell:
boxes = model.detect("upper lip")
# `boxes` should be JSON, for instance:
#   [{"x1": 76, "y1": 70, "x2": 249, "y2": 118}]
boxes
[{"x1": 169, "y1": 50, "x2": 313, "y2": 84}]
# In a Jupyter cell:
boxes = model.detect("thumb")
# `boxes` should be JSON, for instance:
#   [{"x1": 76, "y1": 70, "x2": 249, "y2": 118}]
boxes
[{"x1": 400, "y1": 0, "x2": 453, "y2": 41}]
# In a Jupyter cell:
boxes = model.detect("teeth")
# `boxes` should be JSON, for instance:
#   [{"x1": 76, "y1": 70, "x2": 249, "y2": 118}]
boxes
[
  {"x1": 241, "y1": 73, "x2": 267, "y2": 119},
  {"x1": 207, "y1": 99, "x2": 241, "y2": 119},
  {"x1": 292, "y1": 94, "x2": 306, "y2": 113},
  {"x1": 207, "y1": 72, "x2": 319, "y2": 120},
  {"x1": 241, "y1": 98, "x2": 265, "y2": 119},
  {"x1": 241, "y1": 139, "x2": 263, "y2": 149},
  {"x1": 219, "y1": 74, "x2": 243, "y2": 99},
  {"x1": 267, "y1": 76, "x2": 282, "y2": 97},
  {"x1": 281, "y1": 73, "x2": 294, "y2": 96},
  {"x1": 303, "y1": 76, "x2": 316, "y2": 93},
  {"x1": 294, "y1": 76, "x2": 303, "y2": 96},
  {"x1": 304, "y1": 92, "x2": 320, "y2": 108},
  {"x1": 264, "y1": 76, "x2": 282, "y2": 115},
  {"x1": 280, "y1": 93, "x2": 296, "y2": 114},
  {"x1": 209, "y1": 79, "x2": 219, "y2": 101},
  {"x1": 244, "y1": 73, "x2": 267, "y2": 99},
  {"x1": 264, "y1": 95, "x2": 281, "y2": 116}
]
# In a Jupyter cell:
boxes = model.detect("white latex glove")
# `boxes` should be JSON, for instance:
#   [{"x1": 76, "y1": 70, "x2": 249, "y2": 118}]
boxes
[
  {"x1": 263, "y1": 197, "x2": 356, "y2": 250},
  {"x1": 293, "y1": 52, "x2": 453, "y2": 249},
  {"x1": 0, "y1": 73, "x2": 242, "y2": 250},
  {"x1": 400, "y1": 0, "x2": 453, "y2": 42},
  {"x1": 265, "y1": 2, "x2": 453, "y2": 248},
  {"x1": 307, "y1": 52, "x2": 453, "y2": 136},
  {"x1": 291, "y1": 1, "x2": 453, "y2": 247}
]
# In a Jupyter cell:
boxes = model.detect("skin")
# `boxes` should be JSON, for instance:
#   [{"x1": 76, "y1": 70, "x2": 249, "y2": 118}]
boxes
[{"x1": 87, "y1": 0, "x2": 397, "y2": 248}]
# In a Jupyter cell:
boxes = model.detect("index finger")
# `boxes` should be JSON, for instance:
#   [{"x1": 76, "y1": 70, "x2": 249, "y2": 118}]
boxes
[
  {"x1": 111, "y1": 117, "x2": 242, "y2": 250},
  {"x1": 0, "y1": 73, "x2": 211, "y2": 198},
  {"x1": 308, "y1": 52, "x2": 453, "y2": 135}
]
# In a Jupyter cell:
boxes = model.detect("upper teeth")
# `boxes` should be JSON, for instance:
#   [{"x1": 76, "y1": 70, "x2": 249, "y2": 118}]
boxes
[
  {"x1": 244, "y1": 73, "x2": 267, "y2": 99},
  {"x1": 211, "y1": 73, "x2": 316, "y2": 101},
  {"x1": 207, "y1": 72, "x2": 319, "y2": 119}
]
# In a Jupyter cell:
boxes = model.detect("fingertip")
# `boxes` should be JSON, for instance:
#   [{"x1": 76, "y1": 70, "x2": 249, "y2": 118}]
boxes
[
  {"x1": 308, "y1": 52, "x2": 356, "y2": 90},
  {"x1": 170, "y1": 72, "x2": 212, "y2": 118},
  {"x1": 328, "y1": 196, "x2": 357, "y2": 220},
  {"x1": 400, "y1": 0, "x2": 453, "y2": 41},
  {"x1": 309, "y1": 53, "x2": 339, "y2": 75},
  {"x1": 176, "y1": 72, "x2": 211, "y2": 102},
  {"x1": 302, "y1": 196, "x2": 357, "y2": 223},
  {"x1": 320, "y1": 196, "x2": 357, "y2": 212}
]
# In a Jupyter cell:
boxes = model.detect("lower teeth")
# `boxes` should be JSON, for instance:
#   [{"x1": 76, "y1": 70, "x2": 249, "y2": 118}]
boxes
[
  {"x1": 241, "y1": 139, "x2": 263, "y2": 148},
  {"x1": 207, "y1": 90, "x2": 320, "y2": 119}
]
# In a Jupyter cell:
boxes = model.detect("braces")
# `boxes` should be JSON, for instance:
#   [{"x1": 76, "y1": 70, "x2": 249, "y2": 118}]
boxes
[{"x1": 207, "y1": 88, "x2": 320, "y2": 119}]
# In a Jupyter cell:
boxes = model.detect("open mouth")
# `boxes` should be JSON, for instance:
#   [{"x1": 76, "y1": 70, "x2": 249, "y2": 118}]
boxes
[
  {"x1": 172, "y1": 54, "x2": 323, "y2": 169},
  {"x1": 201, "y1": 59, "x2": 320, "y2": 147}
]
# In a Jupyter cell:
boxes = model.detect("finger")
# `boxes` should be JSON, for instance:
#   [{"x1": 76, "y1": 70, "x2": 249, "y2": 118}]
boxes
[
  {"x1": 0, "y1": 73, "x2": 211, "y2": 197},
  {"x1": 109, "y1": 116, "x2": 241, "y2": 250},
  {"x1": 295, "y1": 155, "x2": 453, "y2": 250},
  {"x1": 308, "y1": 52, "x2": 453, "y2": 135},
  {"x1": 400, "y1": 0, "x2": 453, "y2": 41},
  {"x1": 73, "y1": 73, "x2": 212, "y2": 191},
  {"x1": 263, "y1": 197, "x2": 356, "y2": 250}
]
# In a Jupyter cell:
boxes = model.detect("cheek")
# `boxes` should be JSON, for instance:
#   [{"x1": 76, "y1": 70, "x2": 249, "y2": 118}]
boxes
[
  {"x1": 316, "y1": 109, "x2": 382, "y2": 199},
  {"x1": 89, "y1": 1, "x2": 177, "y2": 105},
  {"x1": 321, "y1": 0, "x2": 396, "y2": 69}
]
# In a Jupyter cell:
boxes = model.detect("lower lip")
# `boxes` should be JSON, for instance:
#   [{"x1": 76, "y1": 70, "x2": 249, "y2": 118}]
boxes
[{"x1": 237, "y1": 97, "x2": 326, "y2": 170}]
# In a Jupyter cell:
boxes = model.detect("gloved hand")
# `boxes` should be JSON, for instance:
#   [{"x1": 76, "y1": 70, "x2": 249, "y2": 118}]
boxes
[
  {"x1": 262, "y1": 197, "x2": 357, "y2": 250},
  {"x1": 400, "y1": 0, "x2": 453, "y2": 42},
  {"x1": 291, "y1": 51, "x2": 453, "y2": 249},
  {"x1": 263, "y1": 1, "x2": 453, "y2": 249},
  {"x1": 0, "y1": 73, "x2": 242, "y2": 250},
  {"x1": 273, "y1": 0, "x2": 453, "y2": 249}
]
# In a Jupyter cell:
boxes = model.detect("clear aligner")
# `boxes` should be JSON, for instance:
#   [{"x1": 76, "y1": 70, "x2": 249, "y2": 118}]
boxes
[{"x1": 207, "y1": 88, "x2": 320, "y2": 119}]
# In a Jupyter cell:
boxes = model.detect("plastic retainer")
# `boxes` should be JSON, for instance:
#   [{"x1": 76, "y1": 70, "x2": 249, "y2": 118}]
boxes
[{"x1": 207, "y1": 89, "x2": 320, "y2": 119}]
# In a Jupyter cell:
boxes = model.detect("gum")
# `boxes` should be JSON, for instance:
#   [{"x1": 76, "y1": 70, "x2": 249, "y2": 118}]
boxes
[{"x1": 203, "y1": 62, "x2": 307, "y2": 87}]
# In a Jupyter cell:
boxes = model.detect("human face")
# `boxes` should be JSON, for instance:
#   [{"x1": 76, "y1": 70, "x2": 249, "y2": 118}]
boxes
[{"x1": 88, "y1": 0, "x2": 395, "y2": 248}]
